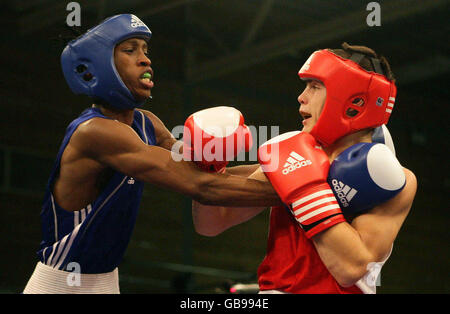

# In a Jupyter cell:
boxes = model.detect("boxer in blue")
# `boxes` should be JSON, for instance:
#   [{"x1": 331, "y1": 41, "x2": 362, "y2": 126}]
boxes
[{"x1": 23, "y1": 14, "x2": 281, "y2": 294}]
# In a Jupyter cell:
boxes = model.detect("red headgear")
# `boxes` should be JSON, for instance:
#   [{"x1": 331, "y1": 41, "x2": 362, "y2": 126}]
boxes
[{"x1": 298, "y1": 49, "x2": 397, "y2": 147}]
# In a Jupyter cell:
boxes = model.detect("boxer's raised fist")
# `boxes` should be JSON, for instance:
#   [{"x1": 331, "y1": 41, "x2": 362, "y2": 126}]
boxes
[
  {"x1": 328, "y1": 142, "x2": 405, "y2": 215},
  {"x1": 258, "y1": 131, "x2": 345, "y2": 238},
  {"x1": 183, "y1": 106, "x2": 252, "y2": 172}
]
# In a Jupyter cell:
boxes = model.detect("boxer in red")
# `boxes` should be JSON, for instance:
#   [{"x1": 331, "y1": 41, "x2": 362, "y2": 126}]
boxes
[{"x1": 191, "y1": 43, "x2": 417, "y2": 294}]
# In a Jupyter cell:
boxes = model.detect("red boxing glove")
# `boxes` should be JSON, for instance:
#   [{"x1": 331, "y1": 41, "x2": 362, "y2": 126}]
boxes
[
  {"x1": 258, "y1": 131, "x2": 345, "y2": 238},
  {"x1": 183, "y1": 106, "x2": 252, "y2": 172}
]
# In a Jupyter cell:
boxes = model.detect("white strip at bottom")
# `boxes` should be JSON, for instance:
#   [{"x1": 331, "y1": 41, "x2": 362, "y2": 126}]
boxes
[{"x1": 23, "y1": 262, "x2": 120, "y2": 294}]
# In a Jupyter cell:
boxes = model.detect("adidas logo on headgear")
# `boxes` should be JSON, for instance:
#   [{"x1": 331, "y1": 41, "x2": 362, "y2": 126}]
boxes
[
  {"x1": 282, "y1": 151, "x2": 312, "y2": 175},
  {"x1": 331, "y1": 179, "x2": 358, "y2": 207},
  {"x1": 130, "y1": 15, "x2": 146, "y2": 28}
]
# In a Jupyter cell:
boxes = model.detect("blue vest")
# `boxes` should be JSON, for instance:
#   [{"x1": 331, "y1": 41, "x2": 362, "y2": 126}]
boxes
[{"x1": 37, "y1": 107, "x2": 156, "y2": 273}]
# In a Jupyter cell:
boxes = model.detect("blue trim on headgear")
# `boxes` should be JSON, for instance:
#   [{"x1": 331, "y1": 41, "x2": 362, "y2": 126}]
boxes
[{"x1": 61, "y1": 14, "x2": 152, "y2": 109}]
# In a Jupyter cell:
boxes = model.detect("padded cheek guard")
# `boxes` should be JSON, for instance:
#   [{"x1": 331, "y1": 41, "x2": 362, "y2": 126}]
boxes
[{"x1": 298, "y1": 50, "x2": 397, "y2": 147}]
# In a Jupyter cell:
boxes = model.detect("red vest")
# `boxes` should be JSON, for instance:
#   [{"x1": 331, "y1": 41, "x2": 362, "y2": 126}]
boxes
[{"x1": 258, "y1": 206, "x2": 362, "y2": 294}]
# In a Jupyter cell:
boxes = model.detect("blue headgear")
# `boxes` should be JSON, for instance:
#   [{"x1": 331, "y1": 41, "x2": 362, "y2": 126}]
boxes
[{"x1": 61, "y1": 14, "x2": 152, "y2": 109}]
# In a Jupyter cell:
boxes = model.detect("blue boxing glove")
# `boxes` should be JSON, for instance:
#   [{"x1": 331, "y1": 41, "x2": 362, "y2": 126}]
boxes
[
  {"x1": 372, "y1": 124, "x2": 396, "y2": 156},
  {"x1": 327, "y1": 142, "x2": 406, "y2": 215}
]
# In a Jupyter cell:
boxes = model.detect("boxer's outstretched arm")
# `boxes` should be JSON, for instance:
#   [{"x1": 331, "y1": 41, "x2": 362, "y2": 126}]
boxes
[
  {"x1": 74, "y1": 117, "x2": 281, "y2": 207},
  {"x1": 311, "y1": 168, "x2": 417, "y2": 287},
  {"x1": 192, "y1": 166, "x2": 274, "y2": 236},
  {"x1": 225, "y1": 164, "x2": 260, "y2": 177},
  {"x1": 138, "y1": 109, "x2": 178, "y2": 151}
]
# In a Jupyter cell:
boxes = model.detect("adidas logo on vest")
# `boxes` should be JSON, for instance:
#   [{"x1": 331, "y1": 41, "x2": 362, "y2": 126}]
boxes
[
  {"x1": 331, "y1": 179, "x2": 358, "y2": 207},
  {"x1": 282, "y1": 151, "x2": 312, "y2": 175}
]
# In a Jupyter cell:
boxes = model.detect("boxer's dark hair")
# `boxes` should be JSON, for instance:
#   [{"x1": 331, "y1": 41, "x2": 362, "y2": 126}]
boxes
[{"x1": 329, "y1": 42, "x2": 395, "y2": 83}]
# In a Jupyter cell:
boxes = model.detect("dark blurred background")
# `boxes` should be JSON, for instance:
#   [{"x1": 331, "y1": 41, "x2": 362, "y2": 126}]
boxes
[{"x1": 0, "y1": 0, "x2": 448, "y2": 294}]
